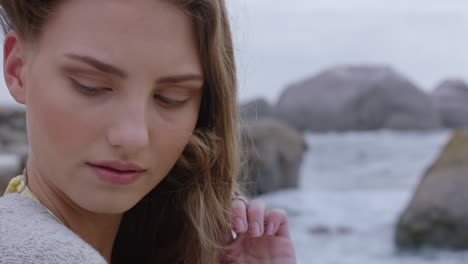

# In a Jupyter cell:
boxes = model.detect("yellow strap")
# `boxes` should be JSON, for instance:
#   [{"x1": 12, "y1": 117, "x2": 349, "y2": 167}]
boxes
[
  {"x1": 4, "y1": 175, "x2": 38, "y2": 202},
  {"x1": 4, "y1": 175, "x2": 65, "y2": 225},
  {"x1": 3, "y1": 175, "x2": 21, "y2": 195}
]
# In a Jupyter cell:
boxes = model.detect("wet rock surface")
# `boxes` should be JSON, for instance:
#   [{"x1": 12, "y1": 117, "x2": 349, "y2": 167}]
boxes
[
  {"x1": 431, "y1": 79, "x2": 468, "y2": 128},
  {"x1": 395, "y1": 130, "x2": 468, "y2": 250},
  {"x1": 240, "y1": 118, "x2": 307, "y2": 195}
]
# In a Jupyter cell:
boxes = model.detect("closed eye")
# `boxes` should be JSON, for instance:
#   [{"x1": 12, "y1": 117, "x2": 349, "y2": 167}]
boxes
[
  {"x1": 70, "y1": 77, "x2": 189, "y2": 106},
  {"x1": 154, "y1": 94, "x2": 187, "y2": 106},
  {"x1": 70, "y1": 78, "x2": 110, "y2": 95}
]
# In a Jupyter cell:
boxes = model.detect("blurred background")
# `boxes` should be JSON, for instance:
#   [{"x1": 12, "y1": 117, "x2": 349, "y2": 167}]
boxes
[
  {"x1": 228, "y1": 1, "x2": 468, "y2": 263},
  {"x1": 1, "y1": 0, "x2": 468, "y2": 263},
  {"x1": 228, "y1": 0, "x2": 468, "y2": 103}
]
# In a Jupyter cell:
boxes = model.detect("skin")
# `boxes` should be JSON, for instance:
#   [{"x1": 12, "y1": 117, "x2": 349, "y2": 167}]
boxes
[
  {"x1": 4, "y1": 0, "x2": 203, "y2": 262},
  {"x1": 225, "y1": 199, "x2": 297, "y2": 264},
  {"x1": 3, "y1": 0, "x2": 297, "y2": 263}
]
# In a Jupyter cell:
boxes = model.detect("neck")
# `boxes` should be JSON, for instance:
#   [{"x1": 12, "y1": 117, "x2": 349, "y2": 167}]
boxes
[{"x1": 26, "y1": 163, "x2": 122, "y2": 263}]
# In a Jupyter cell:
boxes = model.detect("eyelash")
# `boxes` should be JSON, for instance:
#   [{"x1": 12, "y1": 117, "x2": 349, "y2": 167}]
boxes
[
  {"x1": 70, "y1": 78, "x2": 187, "y2": 106},
  {"x1": 71, "y1": 79, "x2": 106, "y2": 95},
  {"x1": 153, "y1": 94, "x2": 186, "y2": 106}
]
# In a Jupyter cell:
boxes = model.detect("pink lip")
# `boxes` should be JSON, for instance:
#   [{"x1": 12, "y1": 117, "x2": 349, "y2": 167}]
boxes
[
  {"x1": 88, "y1": 160, "x2": 145, "y2": 172},
  {"x1": 87, "y1": 163, "x2": 144, "y2": 185}
]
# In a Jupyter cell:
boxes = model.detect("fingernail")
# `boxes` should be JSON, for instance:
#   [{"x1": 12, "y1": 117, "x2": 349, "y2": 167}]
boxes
[
  {"x1": 266, "y1": 222, "x2": 275, "y2": 235},
  {"x1": 234, "y1": 217, "x2": 245, "y2": 232},
  {"x1": 250, "y1": 222, "x2": 261, "y2": 237}
]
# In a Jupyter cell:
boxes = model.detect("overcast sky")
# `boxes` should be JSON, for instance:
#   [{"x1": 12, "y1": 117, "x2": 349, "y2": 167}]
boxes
[
  {"x1": 228, "y1": 0, "x2": 468, "y2": 103},
  {"x1": 1, "y1": 0, "x2": 467, "y2": 104}
]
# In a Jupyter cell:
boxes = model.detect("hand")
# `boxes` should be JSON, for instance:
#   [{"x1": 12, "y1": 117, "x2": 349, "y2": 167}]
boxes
[{"x1": 221, "y1": 198, "x2": 297, "y2": 264}]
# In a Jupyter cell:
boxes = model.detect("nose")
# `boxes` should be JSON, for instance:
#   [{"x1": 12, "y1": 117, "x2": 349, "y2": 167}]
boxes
[{"x1": 107, "y1": 103, "x2": 150, "y2": 154}]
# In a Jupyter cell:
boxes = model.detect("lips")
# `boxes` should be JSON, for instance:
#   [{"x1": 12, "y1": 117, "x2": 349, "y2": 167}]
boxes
[
  {"x1": 87, "y1": 160, "x2": 145, "y2": 185},
  {"x1": 93, "y1": 164, "x2": 137, "y2": 173},
  {"x1": 88, "y1": 160, "x2": 145, "y2": 172}
]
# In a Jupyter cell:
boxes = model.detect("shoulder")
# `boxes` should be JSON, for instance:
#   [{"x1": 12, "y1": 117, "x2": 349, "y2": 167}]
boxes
[{"x1": 0, "y1": 193, "x2": 107, "y2": 264}]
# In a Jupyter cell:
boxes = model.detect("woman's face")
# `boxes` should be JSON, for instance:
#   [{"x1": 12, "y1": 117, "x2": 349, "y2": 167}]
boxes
[{"x1": 11, "y1": 0, "x2": 203, "y2": 213}]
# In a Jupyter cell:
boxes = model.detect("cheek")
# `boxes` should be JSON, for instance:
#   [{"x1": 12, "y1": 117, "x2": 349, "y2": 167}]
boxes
[
  {"x1": 27, "y1": 84, "x2": 97, "y2": 157},
  {"x1": 156, "y1": 121, "x2": 193, "y2": 159},
  {"x1": 152, "y1": 104, "x2": 199, "y2": 167}
]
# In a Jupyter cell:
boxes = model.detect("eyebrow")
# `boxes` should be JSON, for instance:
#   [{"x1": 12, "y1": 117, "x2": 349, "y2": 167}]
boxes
[
  {"x1": 64, "y1": 53, "x2": 204, "y2": 84},
  {"x1": 65, "y1": 53, "x2": 127, "y2": 78},
  {"x1": 157, "y1": 74, "x2": 204, "y2": 84}
]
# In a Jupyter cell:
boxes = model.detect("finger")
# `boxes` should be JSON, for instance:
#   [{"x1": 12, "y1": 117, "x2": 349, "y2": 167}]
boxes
[
  {"x1": 224, "y1": 227, "x2": 236, "y2": 245},
  {"x1": 265, "y1": 208, "x2": 290, "y2": 237},
  {"x1": 247, "y1": 199, "x2": 267, "y2": 237},
  {"x1": 231, "y1": 198, "x2": 248, "y2": 234}
]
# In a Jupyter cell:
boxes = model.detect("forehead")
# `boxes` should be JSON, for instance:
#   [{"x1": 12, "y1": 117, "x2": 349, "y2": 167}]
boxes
[{"x1": 34, "y1": 0, "x2": 202, "y2": 77}]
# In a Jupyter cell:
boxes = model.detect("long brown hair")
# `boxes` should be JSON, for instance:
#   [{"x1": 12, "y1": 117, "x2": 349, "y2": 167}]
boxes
[{"x1": 0, "y1": 1, "x2": 240, "y2": 263}]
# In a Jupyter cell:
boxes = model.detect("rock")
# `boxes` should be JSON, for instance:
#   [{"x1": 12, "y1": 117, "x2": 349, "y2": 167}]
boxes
[
  {"x1": 336, "y1": 226, "x2": 352, "y2": 235},
  {"x1": 308, "y1": 225, "x2": 332, "y2": 235},
  {"x1": 431, "y1": 79, "x2": 468, "y2": 128},
  {"x1": 0, "y1": 103, "x2": 27, "y2": 154},
  {"x1": 240, "y1": 98, "x2": 274, "y2": 121},
  {"x1": 240, "y1": 118, "x2": 307, "y2": 196},
  {"x1": 276, "y1": 65, "x2": 441, "y2": 132},
  {"x1": 395, "y1": 130, "x2": 468, "y2": 250},
  {"x1": 0, "y1": 103, "x2": 27, "y2": 194},
  {"x1": 307, "y1": 225, "x2": 353, "y2": 235}
]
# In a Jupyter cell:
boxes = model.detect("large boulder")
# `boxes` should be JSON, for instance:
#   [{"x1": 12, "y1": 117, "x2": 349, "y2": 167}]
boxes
[
  {"x1": 395, "y1": 130, "x2": 468, "y2": 250},
  {"x1": 431, "y1": 79, "x2": 468, "y2": 128},
  {"x1": 276, "y1": 65, "x2": 441, "y2": 132},
  {"x1": 0, "y1": 103, "x2": 28, "y2": 194},
  {"x1": 240, "y1": 98, "x2": 274, "y2": 121},
  {"x1": 240, "y1": 118, "x2": 307, "y2": 196}
]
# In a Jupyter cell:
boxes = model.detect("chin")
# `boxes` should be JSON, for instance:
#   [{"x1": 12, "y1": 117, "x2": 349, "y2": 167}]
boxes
[{"x1": 76, "y1": 194, "x2": 143, "y2": 214}]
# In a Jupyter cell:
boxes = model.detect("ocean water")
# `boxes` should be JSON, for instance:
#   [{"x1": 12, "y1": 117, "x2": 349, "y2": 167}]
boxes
[
  {"x1": 260, "y1": 129, "x2": 468, "y2": 264},
  {"x1": 2, "y1": 129, "x2": 467, "y2": 263}
]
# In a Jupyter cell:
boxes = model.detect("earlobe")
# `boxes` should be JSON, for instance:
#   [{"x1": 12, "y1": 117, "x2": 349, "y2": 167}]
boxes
[{"x1": 3, "y1": 31, "x2": 26, "y2": 104}]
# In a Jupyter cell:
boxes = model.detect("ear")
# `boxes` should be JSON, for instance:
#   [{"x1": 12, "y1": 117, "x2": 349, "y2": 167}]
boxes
[{"x1": 3, "y1": 31, "x2": 27, "y2": 105}]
